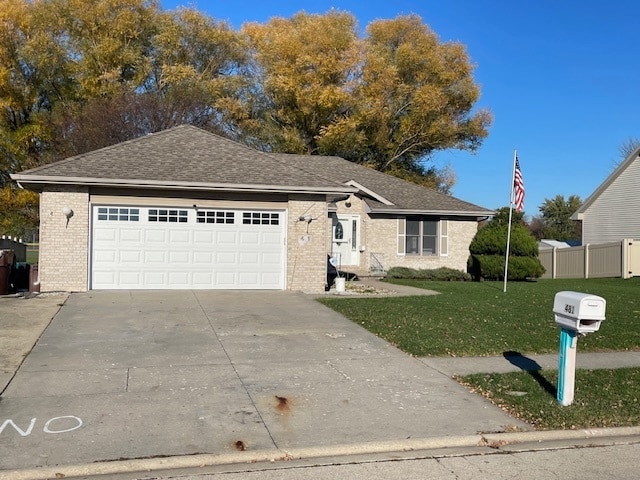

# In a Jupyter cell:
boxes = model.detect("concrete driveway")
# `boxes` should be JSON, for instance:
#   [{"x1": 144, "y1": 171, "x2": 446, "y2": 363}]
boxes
[{"x1": 0, "y1": 290, "x2": 528, "y2": 473}]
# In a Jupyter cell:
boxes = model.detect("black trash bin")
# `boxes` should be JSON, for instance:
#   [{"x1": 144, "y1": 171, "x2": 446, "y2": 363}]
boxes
[
  {"x1": 13, "y1": 262, "x2": 29, "y2": 291},
  {"x1": 0, "y1": 249, "x2": 15, "y2": 295}
]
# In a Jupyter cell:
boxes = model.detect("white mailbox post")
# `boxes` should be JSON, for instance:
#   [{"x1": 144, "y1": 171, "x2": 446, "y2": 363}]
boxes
[{"x1": 553, "y1": 291, "x2": 606, "y2": 406}]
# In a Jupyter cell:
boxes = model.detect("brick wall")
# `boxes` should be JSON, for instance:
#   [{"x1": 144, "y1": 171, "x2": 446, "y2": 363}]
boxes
[
  {"x1": 39, "y1": 187, "x2": 89, "y2": 291},
  {"x1": 365, "y1": 215, "x2": 479, "y2": 273},
  {"x1": 287, "y1": 197, "x2": 328, "y2": 293},
  {"x1": 37, "y1": 188, "x2": 480, "y2": 292}
]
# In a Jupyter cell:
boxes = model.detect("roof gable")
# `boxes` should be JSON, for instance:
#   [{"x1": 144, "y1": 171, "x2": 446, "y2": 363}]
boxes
[{"x1": 572, "y1": 146, "x2": 640, "y2": 219}]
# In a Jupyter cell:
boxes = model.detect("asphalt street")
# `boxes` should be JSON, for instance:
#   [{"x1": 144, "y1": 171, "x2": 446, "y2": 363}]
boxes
[{"x1": 147, "y1": 441, "x2": 640, "y2": 480}]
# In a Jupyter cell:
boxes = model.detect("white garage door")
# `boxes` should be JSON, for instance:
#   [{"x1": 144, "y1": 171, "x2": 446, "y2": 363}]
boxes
[{"x1": 91, "y1": 206, "x2": 285, "y2": 289}]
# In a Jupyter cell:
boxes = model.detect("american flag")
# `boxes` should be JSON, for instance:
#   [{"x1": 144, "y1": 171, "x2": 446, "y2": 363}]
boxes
[{"x1": 513, "y1": 157, "x2": 525, "y2": 212}]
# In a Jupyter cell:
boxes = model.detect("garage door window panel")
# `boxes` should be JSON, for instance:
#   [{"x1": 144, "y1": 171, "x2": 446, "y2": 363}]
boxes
[
  {"x1": 197, "y1": 211, "x2": 235, "y2": 224},
  {"x1": 97, "y1": 207, "x2": 139, "y2": 221},
  {"x1": 149, "y1": 209, "x2": 188, "y2": 223},
  {"x1": 243, "y1": 212, "x2": 279, "y2": 225}
]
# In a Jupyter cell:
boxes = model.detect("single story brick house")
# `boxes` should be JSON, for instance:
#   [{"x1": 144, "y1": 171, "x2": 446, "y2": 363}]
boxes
[{"x1": 11, "y1": 125, "x2": 493, "y2": 293}]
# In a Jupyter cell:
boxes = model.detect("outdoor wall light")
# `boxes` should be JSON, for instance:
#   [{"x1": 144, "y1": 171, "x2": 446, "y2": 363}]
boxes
[{"x1": 62, "y1": 206, "x2": 74, "y2": 227}]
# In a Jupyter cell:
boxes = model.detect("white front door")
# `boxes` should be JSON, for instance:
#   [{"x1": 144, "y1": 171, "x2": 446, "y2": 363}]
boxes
[{"x1": 331, "y1": 214, "x2": 360, "y2": 266}]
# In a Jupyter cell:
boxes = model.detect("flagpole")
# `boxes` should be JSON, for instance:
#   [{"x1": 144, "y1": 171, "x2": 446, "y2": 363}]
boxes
[{"x1": 503, "y1": 149, "x2": 518, "y2": 293}]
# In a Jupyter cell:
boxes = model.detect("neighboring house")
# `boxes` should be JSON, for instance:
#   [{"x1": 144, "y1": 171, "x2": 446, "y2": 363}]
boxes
[
  {"x1": 572, "y1": 146, "x2": 640, "y2": 244},
  {"x1": 11, "y1": 125, "x2": 492, "y2": 293}
]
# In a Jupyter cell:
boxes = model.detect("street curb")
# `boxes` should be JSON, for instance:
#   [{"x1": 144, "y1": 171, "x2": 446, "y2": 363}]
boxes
[{"x1": 3, "y1": 426, "x2": 640, "y2": 480}]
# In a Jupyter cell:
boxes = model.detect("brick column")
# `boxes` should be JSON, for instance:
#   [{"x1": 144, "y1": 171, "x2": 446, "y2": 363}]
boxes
[
  {"x1": 287, "y1": 198, "x2": 328, "y2": 293},
  {"x1": 39, "y1": 187, "x2": 89, "y2": 291}
]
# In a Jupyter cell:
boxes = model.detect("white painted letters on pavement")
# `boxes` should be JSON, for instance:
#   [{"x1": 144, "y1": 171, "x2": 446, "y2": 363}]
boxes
[{"x1": 0, "y1": 416, "x2": 83, "y2": 436}]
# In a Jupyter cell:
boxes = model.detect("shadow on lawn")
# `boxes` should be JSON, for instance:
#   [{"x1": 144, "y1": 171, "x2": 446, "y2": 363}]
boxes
[{"x1": 503, "y1": 351, "x2": 557, "y2": 397}]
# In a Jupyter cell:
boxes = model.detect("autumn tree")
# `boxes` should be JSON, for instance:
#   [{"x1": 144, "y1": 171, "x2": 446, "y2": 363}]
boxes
[
  {"x1": 1, "y1": 1, "x2": 250, "y2": 236},
  {"x1": 0, "y1": 0, "x2": 68, "y2": 186},
  {"x1": 1, "y1": 5, "x2": 492, "y2": 236},
  {"x1": 240, "y1": 13, "x2": 490, "y2": 191},
  {"x1": 49, "y1": 7, "x2": 249, "y2": 157},
  {"x1": 344, "y1": 16, "x2": 490, "y2": 180},
  {"x1": 0, "y1": 187, "x2": 38, "y2": 239},
  {"x1": 151, "y1": 6, "x2": 249, "y2": 131},
  {"x1": 240, "y1": 11, "x2": 359, "y2": 153}
]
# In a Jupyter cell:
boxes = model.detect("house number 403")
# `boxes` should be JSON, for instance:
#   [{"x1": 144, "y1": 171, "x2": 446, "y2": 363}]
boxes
[{"x1": 564, "y1": 304, "x2": 575, "y2": 315}]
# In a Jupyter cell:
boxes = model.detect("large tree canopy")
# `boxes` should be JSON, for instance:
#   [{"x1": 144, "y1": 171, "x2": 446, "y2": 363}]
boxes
[
  {"x1": 0, "y1": 1, "x2": 491, "y2": 237},
  {"x1": 239, "y1": 13, "x2": 491, "y2": 191},
  {"x1": 240, "y1": 11, "x2": 359, "y2": 154}
]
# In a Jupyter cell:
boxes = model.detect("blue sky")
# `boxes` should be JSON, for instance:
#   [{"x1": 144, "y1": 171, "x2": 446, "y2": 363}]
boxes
[{"x1": 160, "y1": 0, "x2": 638, "y2": 217}]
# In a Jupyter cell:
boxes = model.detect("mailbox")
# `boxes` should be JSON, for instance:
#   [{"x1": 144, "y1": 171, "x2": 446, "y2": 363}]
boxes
[{"x1": 553, "y1": 291, "x2": 606, "y2": 334}]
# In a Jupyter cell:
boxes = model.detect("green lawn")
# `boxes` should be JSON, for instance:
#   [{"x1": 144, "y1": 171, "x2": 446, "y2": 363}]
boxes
[
  {"x1": 318, "y1": 277, "x2": 640, "y2": 357},
  {"x1": 26, "y1": 243, "x2": 39, "y2": 264},
  {"x1": 460, "y1": 368, "x2": 640, "y2": 430}
]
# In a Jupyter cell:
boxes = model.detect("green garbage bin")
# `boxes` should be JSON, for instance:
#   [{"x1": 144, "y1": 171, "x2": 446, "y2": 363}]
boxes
[{"x1": 0, "y1": 249, "x2": 15, "y2": 295}]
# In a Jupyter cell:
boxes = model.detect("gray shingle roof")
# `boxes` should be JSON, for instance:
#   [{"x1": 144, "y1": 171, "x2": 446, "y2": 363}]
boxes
[
  {"x1": 12, "y1": 125, "x2": 492, "y2": 215},
  {"x1": 12, "y1": 125, "x2": 350, "y2": 193},
  {"x1": 275, "y1": 154, "x2": 493, "y2": 215}
]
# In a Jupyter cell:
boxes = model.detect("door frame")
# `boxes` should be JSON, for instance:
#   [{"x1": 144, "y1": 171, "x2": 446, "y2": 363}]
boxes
[{"x1": 330, "y1": 213, "x2": 360, "y2": 267}]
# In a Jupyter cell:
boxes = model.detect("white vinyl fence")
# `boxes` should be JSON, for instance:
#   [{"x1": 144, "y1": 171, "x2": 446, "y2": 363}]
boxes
[{"x1": 539, "y1": 239, "x2": 640, "y2": 279}]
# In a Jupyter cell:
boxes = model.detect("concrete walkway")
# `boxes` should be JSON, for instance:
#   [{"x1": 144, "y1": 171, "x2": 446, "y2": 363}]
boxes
[
  {"x1": 325, "y1": 277, "x2": 439, "y2": 297},
  {"x1": 0, "y1": 292, "x2": 69, "y2": 394},
  {"x1": 422, "y1": 351, "x2": 640, "y2": 377}
]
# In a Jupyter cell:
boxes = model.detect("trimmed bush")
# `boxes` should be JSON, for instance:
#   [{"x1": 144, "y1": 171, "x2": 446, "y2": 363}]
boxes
[
  {"x1": 467, "y1": 221, "x2": 545, "y2": 281},
  {"x1": 386, "y1": 266, "x2": 471, "y2": 281},
  {"x1": 468, "y1": 255, "x2": 545, "y2": 281},
  {"x1": 469, "y1": 224, "x2": 538, "y2": 257}
]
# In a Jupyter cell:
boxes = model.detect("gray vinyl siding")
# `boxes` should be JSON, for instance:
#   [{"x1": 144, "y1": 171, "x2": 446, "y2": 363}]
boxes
[{"x1": 582, "y1": 156, "x2": 640, "y2": 244}]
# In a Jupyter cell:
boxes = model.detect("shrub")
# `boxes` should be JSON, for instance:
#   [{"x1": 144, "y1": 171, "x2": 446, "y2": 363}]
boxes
[
  {"x1": 467, "y1": 221, "x2": 545, "y2": 281},
  {"x1": 469, "y1": 224, "x2": 538, "y2": 257},
  {"x1": 467, "y1": 255, "x2": 545, "y2": 281},
  {"x1": 386, "y1": 266, "x2": 471, "y2": 281}
]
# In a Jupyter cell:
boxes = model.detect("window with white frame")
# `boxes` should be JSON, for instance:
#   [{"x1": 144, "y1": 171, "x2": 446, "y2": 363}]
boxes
[{"x1": 397, "y1": 218, "x2": 448, "y2": 256}]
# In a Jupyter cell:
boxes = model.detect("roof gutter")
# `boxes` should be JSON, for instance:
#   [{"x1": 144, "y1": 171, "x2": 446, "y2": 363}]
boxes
[
  {"x1": 368, "y1": 207, "x2": 495, "y2": 217},
  {"x1": 11, "y1": 175, "x2": 358, "y2": 196}
]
